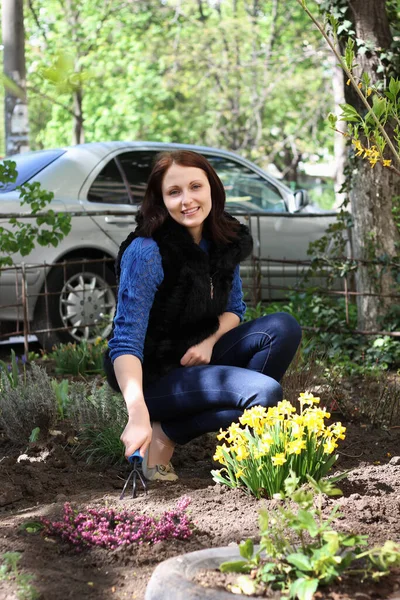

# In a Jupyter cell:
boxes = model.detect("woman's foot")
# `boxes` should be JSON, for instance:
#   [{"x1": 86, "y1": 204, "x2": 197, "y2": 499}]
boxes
[{"x1": 142, "y1": 452, "x2": 178, "y2": 482}]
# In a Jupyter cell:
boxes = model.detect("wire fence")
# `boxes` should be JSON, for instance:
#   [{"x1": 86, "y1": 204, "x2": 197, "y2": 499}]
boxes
[{"x1": 1, "y1": 210, "x2": 399, "y2": 357}]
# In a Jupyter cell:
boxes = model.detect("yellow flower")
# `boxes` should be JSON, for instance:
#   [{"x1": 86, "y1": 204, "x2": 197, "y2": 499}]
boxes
[
  {"x1": 323, "y1": 438, "x2": 338, "y2": 454},
  {"x1": 227, "y1": 422, "x2": 245, "y2": 443},
  {"x1": 352, "y1": 139, "x2": 364, "y2": 157},
  {"x1": 239, "y1": 405, "x2": 268, "y2": 434},
  {"x1": 234, "y1": 444, "x2": 250, "y2": 462},
  {"x1": 346, "y1": 78, "x2": 351, "y2": 86},
  {"x1": 277, "y1": 400, "x2": 296, "y2": 416},
  {"x1": 213, "y1": 444, "x2": 230, "y2": 464},
  {"x1": 329, "y1": 422, "x2": 346, "y2": 440},
  {"x1": 94, "y1": 336, "x2": 103, "y2": 346},
  {"x1": 357, "y1": 82, "x2": 362, "y2": 89},
  {"x1": 271, "y1": 453, "x2": 287, "y2": 466},
  {"x1": 287, "y1": 438, "x2": 306, "y2": 455},
  {"x1": 217, "y1": 428, "x2": 227, "y2": 441},
  {"x1": 235, "y1": 468, "x2": 245, "y2": 479},
  {"x1": 366, "y1": 87, "x2": 372, "y2": 97},
  {"x1": 369, "y1": 157, "x2": 379, "y2": 168},
  {"x1": 383, "y1": 159, "x2": 392, "y2": 167},
  {"x1": 298, "y1": 392, "x2": 320, "y2": 406}
]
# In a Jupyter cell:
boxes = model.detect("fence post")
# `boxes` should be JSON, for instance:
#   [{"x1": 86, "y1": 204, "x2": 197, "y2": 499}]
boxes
[{"x1": 20, "y1": 262, "x2": 30, "y2": 359}]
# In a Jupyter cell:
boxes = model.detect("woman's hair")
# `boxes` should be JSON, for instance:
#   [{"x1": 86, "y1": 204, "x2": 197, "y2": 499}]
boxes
[{"x1": 138, "y1": 150, "x2": 239, "y2": 244}]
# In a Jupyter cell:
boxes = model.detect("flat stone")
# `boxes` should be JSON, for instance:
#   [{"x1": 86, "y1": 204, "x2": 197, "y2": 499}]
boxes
[{"x1": 389, "y1": 456, "x2": 400, "y2": 466}]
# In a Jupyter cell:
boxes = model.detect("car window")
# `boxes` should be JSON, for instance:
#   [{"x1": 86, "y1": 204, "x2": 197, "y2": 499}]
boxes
[
  {"x1": 117, "y1": 151, "x2": 155, "y2": 204},
  {"x1": 205, "y1": 155, "x2": 287, "y2": 212},
  {"x1": 0, "y1": 149, "x2": 65, "y2": 193},
  {"x1": 87, "y1": 159, "x2": 130, "y2": 204}
]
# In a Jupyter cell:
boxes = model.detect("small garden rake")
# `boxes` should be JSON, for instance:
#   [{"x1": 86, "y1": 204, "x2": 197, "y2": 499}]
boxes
[{"x1": 120, "y1": 450, "x2": 148, "y2": 499}]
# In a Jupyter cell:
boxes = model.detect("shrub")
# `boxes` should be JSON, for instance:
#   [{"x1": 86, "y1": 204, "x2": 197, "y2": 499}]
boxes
[
  {"x1": 0, "y1": 362, "x2": 57, "y2": 444},
  {"x1": 212, "y1": 393, "x2": 345, "y2": 499}
]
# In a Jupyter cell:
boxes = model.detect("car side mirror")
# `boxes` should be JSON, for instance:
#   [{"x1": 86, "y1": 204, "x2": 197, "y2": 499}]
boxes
[{"x1": 292, "y1": 189, "x2": 310, "y2": 212}]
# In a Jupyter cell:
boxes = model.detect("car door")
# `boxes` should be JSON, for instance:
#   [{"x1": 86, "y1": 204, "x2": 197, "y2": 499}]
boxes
[{"x1": 204, "y1": 154, "x2": 334, "y2": 301}]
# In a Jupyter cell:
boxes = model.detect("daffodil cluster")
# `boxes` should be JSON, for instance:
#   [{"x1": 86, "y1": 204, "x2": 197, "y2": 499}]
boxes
[{"x1": 211, "y1": 392, "x2": 346, "y2": 499}]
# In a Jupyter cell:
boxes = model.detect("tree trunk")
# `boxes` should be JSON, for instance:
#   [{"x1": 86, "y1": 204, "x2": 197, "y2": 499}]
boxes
[
  {"x1": 2, "y1": 0, "x2": 30, "y2": 155},
  {"x1": 344, "y1": 0, "x2": 400, "y2": 331},
  {"x1": 72, "y1": 87, "x2": 84, "y2": 145}
]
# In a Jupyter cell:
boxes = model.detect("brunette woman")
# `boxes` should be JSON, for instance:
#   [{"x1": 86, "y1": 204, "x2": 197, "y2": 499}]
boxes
[{"x1": 104, "y1": 150, "x2": 302, "y2": 481}]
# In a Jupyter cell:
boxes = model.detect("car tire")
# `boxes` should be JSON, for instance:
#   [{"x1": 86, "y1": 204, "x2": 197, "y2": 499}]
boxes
[{"x1": 33, "y1": 259, "x2": 116, "y2": 351}]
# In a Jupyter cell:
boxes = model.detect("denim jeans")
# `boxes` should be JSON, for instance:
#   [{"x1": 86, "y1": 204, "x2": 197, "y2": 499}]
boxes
[{"x1": 143, "y1": 312, "x2": 302, "y2": 444}]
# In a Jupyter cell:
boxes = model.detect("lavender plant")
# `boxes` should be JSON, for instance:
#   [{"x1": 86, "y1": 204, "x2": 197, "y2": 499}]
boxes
[{"x1": 35, "y1": 498, "x2": 193, "y2": 552}]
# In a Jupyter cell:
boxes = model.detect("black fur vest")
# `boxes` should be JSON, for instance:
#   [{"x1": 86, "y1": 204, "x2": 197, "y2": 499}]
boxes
[{"x1": 104, "y1": 213, "x2": 253, "y2": 391}]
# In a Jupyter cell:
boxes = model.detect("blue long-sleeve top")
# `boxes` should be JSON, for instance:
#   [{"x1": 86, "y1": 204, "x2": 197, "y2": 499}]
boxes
[{"x1": 108, "y1": 236, "x2": 247, "y2": 363}]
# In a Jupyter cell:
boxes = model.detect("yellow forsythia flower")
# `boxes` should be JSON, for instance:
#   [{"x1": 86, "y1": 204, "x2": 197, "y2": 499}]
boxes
[
  {"x1": 271, "y1": 453, "x2": 287, "y2": 466},
  {"x1": 383, "y1": 159, "x2": 392, "y2": 167},
  {"x1": 352, "y1": 139, "x2": 364, "y2": 157},
  {"x1": 366, "y1": 87, "x2": 372, "y2": 97},
  {"x1": 346, "y1": 78, "x2": 351, "y2": 85}
]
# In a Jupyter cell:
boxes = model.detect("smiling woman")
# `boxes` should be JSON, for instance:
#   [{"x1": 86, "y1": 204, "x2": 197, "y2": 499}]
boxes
[{"x1": 100, "y1": 149, "x2": 302, "y2": 487}]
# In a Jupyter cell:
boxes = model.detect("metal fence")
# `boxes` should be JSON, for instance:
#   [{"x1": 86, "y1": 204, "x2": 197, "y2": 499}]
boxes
[{"x1": 1, "y1": 210, "x2": 399, "y2": 356}]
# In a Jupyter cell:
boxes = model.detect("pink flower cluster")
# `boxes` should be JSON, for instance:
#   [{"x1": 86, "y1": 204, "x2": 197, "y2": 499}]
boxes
[{"x1": 40, "y1": 496, "x2": 193, "y2": 552}]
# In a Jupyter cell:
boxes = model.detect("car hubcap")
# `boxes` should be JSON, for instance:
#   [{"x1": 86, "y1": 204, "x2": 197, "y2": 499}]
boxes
[{"x1": 59, "y1": 271, "x2": 116, "y2": 342}]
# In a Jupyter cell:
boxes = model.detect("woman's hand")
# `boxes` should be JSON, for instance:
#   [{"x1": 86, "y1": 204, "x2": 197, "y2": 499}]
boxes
[
  {"x1": 180, "y1": 337, "x2": 215, "y2": 367},
  {"x1": 120, "y1": 402, "x2": 152, "y2": 459}
]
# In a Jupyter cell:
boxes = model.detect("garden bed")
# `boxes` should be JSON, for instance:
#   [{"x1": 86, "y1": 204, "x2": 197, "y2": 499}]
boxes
[{"x1": 1, "y1": 421, "x2": 400, "y2": 600}]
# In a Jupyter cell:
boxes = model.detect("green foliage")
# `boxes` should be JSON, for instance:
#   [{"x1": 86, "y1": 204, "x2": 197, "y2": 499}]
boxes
[
  {"x1": 0, "y1": 349, "x2": 20, "y2": 389},
  {"x1": 65, "y1": 381, "x2": 127, "y2": 465},
  {"x1": 0, "y1": 160, "x2": 72, "y2": 268},
  {"x1": 23, "y1": 0, "x2": 334, "y2": 185},
  {"x1": 219, "y1": 475, "x2": 400, "y2": 599},
  {"x1": 0, "y1": 552, "x2": 40, "y2": 600},
  {"x1": 49, "y1": 338, "x2": 107, "y2": 376},
  {"x1": 211, "y1": 394, "x2": 346, "y2": 499},
  {"x1": 244, "y1": 290, "x2": 400, "y2": 374}
]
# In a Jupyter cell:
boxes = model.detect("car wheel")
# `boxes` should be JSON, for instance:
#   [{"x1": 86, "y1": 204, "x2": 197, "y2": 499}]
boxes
[{"x1": 34, "y1": 259, "x2": 116, "y2": 351}]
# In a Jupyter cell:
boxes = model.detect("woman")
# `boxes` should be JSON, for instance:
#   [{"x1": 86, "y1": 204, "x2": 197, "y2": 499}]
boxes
[{"x1": 104, "y1": 150, "x2": 302, "y2": 482}]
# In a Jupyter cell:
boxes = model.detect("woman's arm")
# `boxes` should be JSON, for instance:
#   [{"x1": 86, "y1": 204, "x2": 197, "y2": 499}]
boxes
[
  {"x1": 113, "y1": 355, "x2": 152, "y2": 458},
  {"x1": 180, "y1": 312, "x2": 240, "y2": 367}
]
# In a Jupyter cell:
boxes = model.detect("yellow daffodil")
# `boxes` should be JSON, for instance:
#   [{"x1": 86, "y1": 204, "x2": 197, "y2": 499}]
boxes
[
  {"x1": 323, "y1": 438, "x2": 338, "y2": 454},
  {"x1": 213, "y1": 444, "x2": 230, "y2": 464},
  {"x1": 298, "y1": 392, "x2": 320, "y2": 407},
  {"x1": 217, "y1": 428, "x2": 227, "y2": 441},
  {"x1": 234, "y1": 444, "x2": 250, "y2": 462},
  {"x1": 277, "y1": 400, "x2": 296, "y2": 416},
  {"x1": 235, "y1": 468, "x2": 245, "y2": 479},
  {"x1": 287, "y1": 438, "x2": 307, "y2": 455},
  {"x1": 271, "y1": 453, "x2": 287, "y2": 466},
  {"x1": 227, "y1": 422, "x2": 245, "y2": 443}
]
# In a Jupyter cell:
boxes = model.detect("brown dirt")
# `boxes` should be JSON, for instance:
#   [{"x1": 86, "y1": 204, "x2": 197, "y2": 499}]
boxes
[{"x1": 1, "y1": 421, "x2": 400, "y2": 600}]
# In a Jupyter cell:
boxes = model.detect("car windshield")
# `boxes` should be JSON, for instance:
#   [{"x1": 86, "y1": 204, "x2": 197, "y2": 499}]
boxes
[{"x1": 0, "y1": 149, "x2": 66, "y2": 192}]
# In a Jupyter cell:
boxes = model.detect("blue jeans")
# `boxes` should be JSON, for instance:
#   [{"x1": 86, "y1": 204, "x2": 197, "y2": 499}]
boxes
[{"x1": 143, "y1": 313, "x2": 302, "y2": 445}]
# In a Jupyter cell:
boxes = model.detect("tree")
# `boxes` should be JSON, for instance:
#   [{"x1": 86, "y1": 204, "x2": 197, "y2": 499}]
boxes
[
  {"x1": 306, "y1": 0, "x2": 400, "y2": 331},
  {"x1": 2, "y1": 0, "x2": 30, "y2": 155}
]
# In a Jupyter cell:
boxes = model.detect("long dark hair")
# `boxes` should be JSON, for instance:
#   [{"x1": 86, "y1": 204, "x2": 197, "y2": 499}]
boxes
[{"x1": 138, "y1": 150, "x2": 239, "y2": 244}]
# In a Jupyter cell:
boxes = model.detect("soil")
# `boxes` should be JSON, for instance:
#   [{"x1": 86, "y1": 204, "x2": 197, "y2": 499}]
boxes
[{"x1": 1, "y1": 421, "x2": 400, "y2": 600}]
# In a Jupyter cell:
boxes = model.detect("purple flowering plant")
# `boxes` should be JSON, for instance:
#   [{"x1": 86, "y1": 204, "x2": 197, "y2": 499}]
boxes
[{"x1": 38, "y1": 497, "x2": 193, "y2": 552}]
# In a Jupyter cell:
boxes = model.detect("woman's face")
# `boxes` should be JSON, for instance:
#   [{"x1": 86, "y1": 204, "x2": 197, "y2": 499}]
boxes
[{"x1": 161, "y1": 163, "x2": 212, "y2": 243}]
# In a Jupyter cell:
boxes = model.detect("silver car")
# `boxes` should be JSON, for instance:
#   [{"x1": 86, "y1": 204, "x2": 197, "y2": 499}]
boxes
[{"x1": 0, "y1": 141, "x2": 336, "y2": 348}]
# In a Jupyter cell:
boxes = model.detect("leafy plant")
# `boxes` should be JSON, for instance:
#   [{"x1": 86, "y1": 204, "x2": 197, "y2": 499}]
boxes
[
  {"x1": 211, "y1": 393, "x2": 346, "y2": 498},
  {"x1": 66, "y1": 381, "x2": 127, "y2": 464},
  {"x1": 0, "y1": 349, "x2": 21, "y2": 389},
  {"x1": 51, "y1": 378, "x2": 69, "y2": 419},
  {"x1": 0, "y1": 551, "x2": 39, "y2": 600},
  {"x1": 34, "y1": 498, "x2": 193, "y2": 552},
  {"x1": 220, "y1": 475, "x2": 400, "y2": 600},
  {"x1": 0, "y1": 160, "x2": 72, "y2": 268},
  {"x1": 49, "y1": 338, "x2": 107, "y2": 376}
]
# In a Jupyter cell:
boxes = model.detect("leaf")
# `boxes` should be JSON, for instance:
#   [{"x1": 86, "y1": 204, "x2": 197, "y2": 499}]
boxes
[
  {"x1": 219, "y1": 560, "x2": 251, "y2": 573},
  {"x1": 290, "y1": 578, "x2": 319, "y2": 600},
  {"x1": 239, "y1": 539, "x2": 254, "y2": 560},
  {"x1": 286, "y1": 553, "x2": 313, "y2": 571},
  {"x1": 339, "y1": 103, "x2": 361, "y2": 123}
]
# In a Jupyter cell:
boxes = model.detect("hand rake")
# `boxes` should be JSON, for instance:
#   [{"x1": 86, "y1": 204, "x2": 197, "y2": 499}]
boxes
[{"x1": 120, "y1": 450, "x2": 148, "y2": 500}]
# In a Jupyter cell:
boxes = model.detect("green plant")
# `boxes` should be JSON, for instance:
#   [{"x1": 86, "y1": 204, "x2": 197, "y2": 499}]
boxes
[
  {"x1": 0, "y1": 160, "x2": 72, "y2": 269},
  {"x1": 0, "y1": 551, "x2": 39, "y2": 600},
  {"x1": 66, "y1": 381, "x2": 127, "y2": 464},
  {"x1": 211, "y1": 393, "x2": 346, "y2": 499},
  {"x1": 51, "y1": 378, "x2": 69, "y2": 419},
  {"x1": 0, "y1": 362, "x2": 57, "y2": 444},
  {"x1": 49, "y1": 338, "x2": 107, "y2": 376},
  {"x1": 220, "y1": 474, "x2": 400, "y2": 600},
  {"x1": 0, "y1": 349, "x2": 21, "y2": 389}
]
